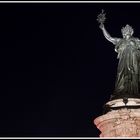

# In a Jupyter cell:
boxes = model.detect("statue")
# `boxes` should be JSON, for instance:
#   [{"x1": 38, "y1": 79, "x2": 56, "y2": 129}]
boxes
[{"x1": 97, "y1": 10, "x2": 140, "y2": 101}]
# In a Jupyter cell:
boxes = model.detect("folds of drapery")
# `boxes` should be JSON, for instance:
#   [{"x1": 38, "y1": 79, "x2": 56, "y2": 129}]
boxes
[{"x1": 111, "y1": 38, "x2": 140, "y2": 99}]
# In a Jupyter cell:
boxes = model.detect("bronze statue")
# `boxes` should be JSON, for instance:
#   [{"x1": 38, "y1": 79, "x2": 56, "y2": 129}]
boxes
[{"x1": 97, "y1": 10, "x2": 140, "y2": 100}]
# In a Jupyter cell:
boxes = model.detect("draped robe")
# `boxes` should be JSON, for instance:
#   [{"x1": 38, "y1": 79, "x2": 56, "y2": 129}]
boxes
[{"x1": 111, "y1": 37, "x2": 140, "y2": 99}]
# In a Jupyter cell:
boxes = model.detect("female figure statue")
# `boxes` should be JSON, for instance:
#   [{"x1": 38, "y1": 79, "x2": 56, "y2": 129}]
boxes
[{"x1": 97, "y1": 10, "x2": 140, "y2": 100}]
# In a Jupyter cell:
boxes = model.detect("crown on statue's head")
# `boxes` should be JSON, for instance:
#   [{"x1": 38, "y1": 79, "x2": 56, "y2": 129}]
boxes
[{"x1": 121, "y1": 24, "x2": 134, "y2": 36}]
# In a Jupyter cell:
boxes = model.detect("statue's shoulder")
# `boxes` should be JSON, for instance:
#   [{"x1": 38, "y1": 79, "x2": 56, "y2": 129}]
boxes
[
  {"x1": 131, "y1": 37, "x2": 140, "y2": 42},
  {"x1": 131, "y1": 37, "x2": 140, "y2": 49},
  {"x1": 115, "y1": 38, "x2": 123, "y2": 45},
  {"x1": 114, "y1": 38, "x2": 123, "y2": 52},
  {"x1": 113, "y1": 38, "x2": 122, "y2": 45}
]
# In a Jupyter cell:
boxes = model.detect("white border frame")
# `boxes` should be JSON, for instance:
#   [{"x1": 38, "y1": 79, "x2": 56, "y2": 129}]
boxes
[{"x1": 1, "y1": 0, "x2": 140, "y2": 139}]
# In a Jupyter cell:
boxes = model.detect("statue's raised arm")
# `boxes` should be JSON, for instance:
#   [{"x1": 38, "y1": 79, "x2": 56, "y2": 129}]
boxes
[{"x1": 97, "y1": 10, "x2": 120, "y2": 45}]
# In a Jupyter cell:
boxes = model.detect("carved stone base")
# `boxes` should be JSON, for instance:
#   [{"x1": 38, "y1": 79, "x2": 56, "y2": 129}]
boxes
[{"x1": 94, "y1": 108, "x2": 140, "y2": 137}]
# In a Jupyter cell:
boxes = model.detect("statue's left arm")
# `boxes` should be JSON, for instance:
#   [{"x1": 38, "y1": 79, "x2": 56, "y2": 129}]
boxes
[{"x1": 135, "y1": 38, "x2": 140, "y2": 50}]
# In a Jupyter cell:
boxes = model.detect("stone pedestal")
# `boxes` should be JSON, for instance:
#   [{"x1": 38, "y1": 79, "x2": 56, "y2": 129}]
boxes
[{"x1": 94, "y1": 108, "x2": 140, "y2": 137}]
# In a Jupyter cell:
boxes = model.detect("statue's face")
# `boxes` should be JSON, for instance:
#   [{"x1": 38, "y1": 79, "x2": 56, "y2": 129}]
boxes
[
  {"x1": 123, "y1": 32, "x2": 132, "y2": 39},
  {"x1": 121, "y1": 25, "x2": 134, "y2": 39}
]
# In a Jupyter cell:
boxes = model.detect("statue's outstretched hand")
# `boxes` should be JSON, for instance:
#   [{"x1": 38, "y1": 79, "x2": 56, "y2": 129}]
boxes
[
  {"x1": 97, "y1": 9, "x2": 106, "y2": 28},
  {"x1": 99, "y1": 23, "x2": 104, "y2": 30}
]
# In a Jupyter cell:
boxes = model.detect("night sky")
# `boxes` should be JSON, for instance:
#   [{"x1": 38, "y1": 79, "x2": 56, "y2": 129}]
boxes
[{"x1": 1, "y1": 2, "x2": 140, "y2": 137}]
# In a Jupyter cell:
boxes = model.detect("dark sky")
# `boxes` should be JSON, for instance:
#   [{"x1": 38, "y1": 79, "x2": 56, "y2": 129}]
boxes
[{"x1": 1, "y1": 2, "x2": 140, "y2": 137}]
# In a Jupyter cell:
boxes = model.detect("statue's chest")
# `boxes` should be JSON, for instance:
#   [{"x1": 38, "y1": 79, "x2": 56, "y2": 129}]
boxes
[
  {"x1": 120, "y1": 40, "x2": 136, "y2": 50},
  {"x1": 116, "y1": 39, "x2": 139, "y2": 59}
]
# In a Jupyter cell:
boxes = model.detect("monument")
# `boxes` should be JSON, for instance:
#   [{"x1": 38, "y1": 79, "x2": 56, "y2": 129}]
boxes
[{"x1": 94, "y1": 10, "x2": 140, "y2": 137}]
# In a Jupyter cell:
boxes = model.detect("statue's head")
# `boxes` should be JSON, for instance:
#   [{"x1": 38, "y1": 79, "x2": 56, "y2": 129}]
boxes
[{"x1": 121, "y1": 24, "x2": 134, "y2": 39}]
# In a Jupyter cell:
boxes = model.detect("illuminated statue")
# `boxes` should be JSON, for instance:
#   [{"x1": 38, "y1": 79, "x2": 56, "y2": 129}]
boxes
[{"x1": 97, "y1": 10, "x2": 140, "y2": 100}]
